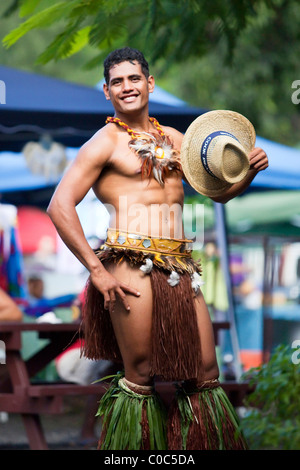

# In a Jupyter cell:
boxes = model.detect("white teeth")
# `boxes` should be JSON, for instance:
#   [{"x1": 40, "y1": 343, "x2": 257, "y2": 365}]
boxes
[{"x1": 123, "y1": 95, "x2": 137, "y2": 102}]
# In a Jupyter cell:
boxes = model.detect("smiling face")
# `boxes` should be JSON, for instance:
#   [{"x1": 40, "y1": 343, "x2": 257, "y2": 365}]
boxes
[{"x1": 103, "y1": 60, "x2": 155, "y2": 118}]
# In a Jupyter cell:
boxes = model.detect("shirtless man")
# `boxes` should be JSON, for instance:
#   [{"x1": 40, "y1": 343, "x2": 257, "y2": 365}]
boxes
[{"x1": 47, "y1": 47, "x2": 268, "y2": 450}]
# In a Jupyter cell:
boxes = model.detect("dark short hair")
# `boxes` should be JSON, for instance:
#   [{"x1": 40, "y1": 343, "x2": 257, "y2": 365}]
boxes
[{"x1": 103, "y1": 47, "x2": 149, "y2": 84}]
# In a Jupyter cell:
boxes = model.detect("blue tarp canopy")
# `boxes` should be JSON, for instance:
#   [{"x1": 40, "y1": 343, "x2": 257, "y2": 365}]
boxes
[
  {"x1": 0, "y1": 65, "x2": 205, "y2": 206},
  {"x1": 0, "y1": 65, "x2": 205, "y2": 152},
  {"x1": 252, "y1": 136, "x2": 300, "y2": 190},
  {"x1": 1, "y1": 65, "x2": 299, "y2": 206},
  {"x1": 1, "y1": 134, "x2": 299, "y2": 198}
]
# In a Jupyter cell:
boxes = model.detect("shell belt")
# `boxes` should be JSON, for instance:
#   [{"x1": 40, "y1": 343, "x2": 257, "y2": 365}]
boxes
[{"x1": 96, "y1": 228, "x2": 204, "y2": 293}]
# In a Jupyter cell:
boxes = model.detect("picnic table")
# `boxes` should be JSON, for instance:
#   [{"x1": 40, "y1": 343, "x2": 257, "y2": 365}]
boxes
[
  {"x1": 0, "y1": 320, "x2": 250, "y2": 450},
  {"x1": 0, "y1": 321, "x2": 106, "y2": 450}
]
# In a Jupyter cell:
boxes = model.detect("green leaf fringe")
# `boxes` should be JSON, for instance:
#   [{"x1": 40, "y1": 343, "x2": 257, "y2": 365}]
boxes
[{"x1": 96, "y1": 373, "x2": 167, "y2": 450}]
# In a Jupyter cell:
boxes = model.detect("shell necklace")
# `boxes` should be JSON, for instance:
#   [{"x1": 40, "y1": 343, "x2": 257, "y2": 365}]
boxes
[{"x1": 106, "y1": 116, "x2": 181, "y2": 186}]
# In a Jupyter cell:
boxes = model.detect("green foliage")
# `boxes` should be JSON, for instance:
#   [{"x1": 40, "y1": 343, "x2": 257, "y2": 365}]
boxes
[
  {"x1": 2, "y1": 0, "x2": 300, "y2": 145},
  {"x1": 0, "y1": 2, "x2": 101, "y2": 86},
  {"x1": 240, "y1": 344, "x2": 300, "y2": 450},
  {"x1": 2, "y1": 0, "x2": 273, "y2": 69},
  {"x1": 3, "y1": 2, "x2": 77, "y2": 47},
  {"x1": 155, "y1": 0, "x2": 300, "y2": 146}
]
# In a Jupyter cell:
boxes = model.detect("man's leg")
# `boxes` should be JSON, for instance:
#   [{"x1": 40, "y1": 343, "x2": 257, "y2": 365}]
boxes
[
  {"x1": 167, "y1": 288, "x2": 247, "y2": 450},
  {"x1": 104, "y1": 263, "x2": 220, "y2": 385},
  {"x1": 105, "y1": 260, "x2": 153, "y2": 385},
  {"x1": 96, "y1": 260, "x2": 167, "y2": 450},
  {"x1": 193, "y1": 289, "x2": 220, "y2": 381}
]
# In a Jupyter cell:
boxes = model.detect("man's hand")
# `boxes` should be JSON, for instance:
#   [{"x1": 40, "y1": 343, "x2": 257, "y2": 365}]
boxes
[
  {"x1": 249, "y1": 147, "x2": 269, "y2": 172},
  {"x1": 90, "y1": 268, "x2": 140, "y2": 313},
  {"x1": 211, "y1": 146, "x2": 269, "y2": 203}
]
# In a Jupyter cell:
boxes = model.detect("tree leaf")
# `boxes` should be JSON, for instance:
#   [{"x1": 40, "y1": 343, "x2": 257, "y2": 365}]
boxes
[
  {"x1": 19, "y1": 0, "x2": 43, "y2": 17},
  {"x1": 3, "y1": 1, "x2": 79, "y2": 47}
]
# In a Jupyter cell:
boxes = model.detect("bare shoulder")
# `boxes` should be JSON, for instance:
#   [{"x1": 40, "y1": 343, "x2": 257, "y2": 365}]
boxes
[
  {"x1": 76, "y1": 123, "x2": 117, "y2": 168},
  {"x1": 160, "y1": 125, "x2": 184, "y2": 151}
]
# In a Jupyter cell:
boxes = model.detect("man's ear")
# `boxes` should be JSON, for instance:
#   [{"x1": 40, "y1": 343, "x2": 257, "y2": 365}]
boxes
[
  {"x1": 148, "y1": 75, "x2": 155, "y2": 94},
  {"x1": 103, "y1": 83, "x2": 110, "y2": 100}
]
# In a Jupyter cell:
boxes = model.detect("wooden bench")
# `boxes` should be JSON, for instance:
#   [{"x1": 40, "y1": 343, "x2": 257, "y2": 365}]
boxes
[
  {"x1": 0, "y1": 320, "x2": 251, "y2": 449},
  {"x1": 0, "y1": 321, "x2": 107, "y2": 449}
]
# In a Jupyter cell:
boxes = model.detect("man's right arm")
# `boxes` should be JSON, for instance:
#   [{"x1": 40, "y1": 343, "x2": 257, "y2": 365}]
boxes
[
  {"x1": 47, "y1": 130, "x2": 140, "y2": 312},
  {"x1": 47, "y1": 131, "x2": 108, "y2": 273}
]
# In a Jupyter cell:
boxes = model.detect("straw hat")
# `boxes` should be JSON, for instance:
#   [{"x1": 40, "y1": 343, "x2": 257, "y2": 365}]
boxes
[{"x1": 181, "y1": 110, "x2": 256, "y2": 198}]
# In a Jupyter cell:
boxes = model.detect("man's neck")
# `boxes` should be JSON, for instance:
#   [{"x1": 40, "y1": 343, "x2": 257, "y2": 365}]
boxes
[{"x1": 114, "y1": 111, "x2": 152, "y2": 134}]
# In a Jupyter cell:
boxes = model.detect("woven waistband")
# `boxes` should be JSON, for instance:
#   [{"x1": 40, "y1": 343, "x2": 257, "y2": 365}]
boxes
[
  {"x1": 182, "y1": 378, "x2": 221, "y2": 393},
  {"x1": 119, "y1": 377, "x2": 154, "y2": 397},
  {"x1": 103, "y1": 228, "x2": 193, "y2": 258}
]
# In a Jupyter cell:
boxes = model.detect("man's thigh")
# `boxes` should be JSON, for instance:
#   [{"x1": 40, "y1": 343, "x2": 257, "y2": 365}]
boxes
[
  {"x1": 105, "y1": 261, "x2": 153, "y2": 366},
  {"x1": 194, "y1": 290, "x2": 219, "y2": 380}
]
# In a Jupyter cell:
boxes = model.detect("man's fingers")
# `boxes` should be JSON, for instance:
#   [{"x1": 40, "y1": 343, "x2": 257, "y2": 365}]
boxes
[
  {"x1": 103, "y1": 293, "x2": 110, "y2": 310},
  {"x1": 249, "y1": 150, "x2": 265, "y2": 163},
  {"x1": 109, "y1": 290, "x2": 116, "y2": 313},
  {"x1": 115, "y1": 285, "x2": 141, "y2": 311},
  {"x1": 116, "y1": 287, "x2": 131, "y2": 311},
  {"x1": 120, "y1": 283, "x2": 141, "y2": 297},
  {"x1": 249, "y1": 148, "x2": 269, "y2": 171},
  {"x1": 250, "y1": 158, "x2": 268, "y2": 171},
  {"x1": 103, "y1": 283, "x2": 141, "y2": 312}
]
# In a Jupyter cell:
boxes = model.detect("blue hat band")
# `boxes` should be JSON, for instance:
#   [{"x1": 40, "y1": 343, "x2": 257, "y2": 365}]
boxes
[{"x1": 200, "y1": 131, "x2": 240, "y2": 178}]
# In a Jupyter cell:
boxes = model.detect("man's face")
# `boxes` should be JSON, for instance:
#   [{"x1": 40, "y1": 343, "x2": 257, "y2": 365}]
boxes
[
  {"x1": 28, "y1": 279, "x2": 44, "y2": 298},
  {"x1": 103, "y1": 60, "x2": 154, "y2": 116}
]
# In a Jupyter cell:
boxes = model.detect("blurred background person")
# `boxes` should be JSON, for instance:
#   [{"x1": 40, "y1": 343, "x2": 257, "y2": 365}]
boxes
[{"x1": 27, "y1": 275, "x2": 45, "y2": 304}]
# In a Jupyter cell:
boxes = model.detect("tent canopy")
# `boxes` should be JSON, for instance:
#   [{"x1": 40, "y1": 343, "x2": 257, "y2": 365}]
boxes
[
  {"x1": 0, "y1": 65, "x2": 206, "y2": 151},
  {"x1": 191, "y1": 190, "x2": 300, "y2": 237},
  {"x1": 1, "y1": 65, "x2": 300, "y2": 208},
  {"x1": 252, "y1": 136, "x2": 300, "y2": 190},
  {"x1": 1, "y1": 132, "x2": 300, "y2": 207}
]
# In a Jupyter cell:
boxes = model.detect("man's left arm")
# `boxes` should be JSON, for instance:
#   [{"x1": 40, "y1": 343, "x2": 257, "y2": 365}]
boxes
[{"x1": 211, "y1": 147, "x2": 269, "y2": 204}]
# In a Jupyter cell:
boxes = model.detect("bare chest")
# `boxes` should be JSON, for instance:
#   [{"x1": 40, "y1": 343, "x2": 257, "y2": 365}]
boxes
[{"x1": 109, "y1": 146, "x2": 142, "y2": 177}]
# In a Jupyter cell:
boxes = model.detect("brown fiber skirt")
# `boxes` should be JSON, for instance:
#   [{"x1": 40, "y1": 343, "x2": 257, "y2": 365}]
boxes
[{"x1": 81, "y1": 231, "x2": 204, "y2": 382}]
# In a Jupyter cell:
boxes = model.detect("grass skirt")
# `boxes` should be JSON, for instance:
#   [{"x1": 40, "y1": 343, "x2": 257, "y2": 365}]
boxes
[
  {"x1": 167, "y1": 381, "x2": 248, "y2": 450},
  {"x1": 97, "y1": 373, "x2": 167, "y2": 450}
]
